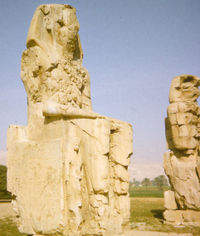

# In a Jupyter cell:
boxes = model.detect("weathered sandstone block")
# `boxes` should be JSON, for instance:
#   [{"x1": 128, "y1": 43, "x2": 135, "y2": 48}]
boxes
[
  {"x1": 164, "y1": 190, "x2": 177, "y2": 210},
  {"x1": 7, "y1": 4, "x2": 133, "y2": 236},
  {"x1": 163, "y1": 75, "x2": 200, "y2": 226}
]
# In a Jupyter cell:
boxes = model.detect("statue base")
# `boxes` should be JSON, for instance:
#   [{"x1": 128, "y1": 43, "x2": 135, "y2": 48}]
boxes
[
  {"x1": 164, "y1": 209, "x2": 200, "y2": 226},
  {"x1": 7, "y1": 117, "x2": 132, "y2": 236}
]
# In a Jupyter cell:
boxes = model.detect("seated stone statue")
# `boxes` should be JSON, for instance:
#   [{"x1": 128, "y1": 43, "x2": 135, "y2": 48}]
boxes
[{"x1": 7, "y1": 4, "x2": 133, "y2": 236}]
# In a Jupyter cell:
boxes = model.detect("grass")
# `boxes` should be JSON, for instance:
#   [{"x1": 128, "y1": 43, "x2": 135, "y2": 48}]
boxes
[
  {"x1": 1, "y1": 197, "x2": 200, "y2": 235},
  {"x1": 130, "y1": 197, "x2": 200, "y2": 235},
  {"x1": 0, "y1": 218, "x2": 25, "y2": 236},
  {"x1": 0, "y1": 192, "x2": 11, "y2": 200},
  {"x1": 129, "y1": 185, "x2": 170, "y2": 198}
]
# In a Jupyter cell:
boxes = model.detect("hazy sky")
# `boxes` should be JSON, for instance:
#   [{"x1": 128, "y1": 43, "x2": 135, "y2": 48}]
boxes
[{"x1": 0, "y1": 0, "x2": 200, "y2": 180}]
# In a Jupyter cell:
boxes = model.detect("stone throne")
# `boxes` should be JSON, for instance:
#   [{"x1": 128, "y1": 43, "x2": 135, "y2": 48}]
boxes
[
  {"x1": 7, "y1": 4, "x2": 133, "y2": 236},
  {"x1": 164, "y1": 75, "x2": 200, "y2": 226}
]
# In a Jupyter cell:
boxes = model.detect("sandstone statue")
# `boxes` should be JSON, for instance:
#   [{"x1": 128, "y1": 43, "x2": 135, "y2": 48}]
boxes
[
  {"x1": 164, "y1": 74, "x2": 200, "y2": 226},
  {"x1": 7, "y1": 4, "x2": 133, "y2": 236}
]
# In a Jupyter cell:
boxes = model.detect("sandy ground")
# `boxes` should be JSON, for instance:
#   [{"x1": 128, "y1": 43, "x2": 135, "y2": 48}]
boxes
[
  {"x1": 0, "y1": 203, "x2": 192, "y2": 235},
  {"x1": 0, "y1": 202, "x2": 15, "y2": 218}
]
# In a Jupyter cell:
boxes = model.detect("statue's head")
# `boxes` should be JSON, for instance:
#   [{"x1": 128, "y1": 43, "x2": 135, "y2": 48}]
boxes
[
  {"x1": 169, "y1": 75, "x2": 200, "y2": 103},
  {"x1": 26, "y1": 4, "x2": 82, "y2": 60}
]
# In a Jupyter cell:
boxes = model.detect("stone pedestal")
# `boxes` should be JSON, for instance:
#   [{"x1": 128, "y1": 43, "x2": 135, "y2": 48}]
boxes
[
  {"x1": 164, "y1": 210, "x2": 200, "y2": 227},
  {"x1": 8, "y1": 117, "x2": 132, "y2": 235}
]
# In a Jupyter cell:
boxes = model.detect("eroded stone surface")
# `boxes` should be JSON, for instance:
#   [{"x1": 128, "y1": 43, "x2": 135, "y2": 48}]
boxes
[
  {"x1": 163, "y1": 75, "x2": 200, "y2": 226},
  {"x1": 7, "y1": 4, "x2": 133, "y2": 236},
  {"x1": 164, "y1": 190, "x2": 177, "y2": 210}
]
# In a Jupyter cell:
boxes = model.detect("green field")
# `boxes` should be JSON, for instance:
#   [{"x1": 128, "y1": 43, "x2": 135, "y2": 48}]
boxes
[
  {"x1": 1, "y1": 195, "x2": 200, "y2": 235},
  {"x1": 129, "y1": 186, "x2": 200, "y2": 234},
  {"x1": 129, "y1": 185, "x2": 170, "y2": 198},
  {"x1": 130, "y1": 198, "x2": 200, "y2": 235},
  {"x1": 0, "y1": 218, "x2": 26, "y2": 236}
]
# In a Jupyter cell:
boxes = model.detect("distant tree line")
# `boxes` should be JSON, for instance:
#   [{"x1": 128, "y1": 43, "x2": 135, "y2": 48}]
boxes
[
  {"x1": 130, "y1": 175, "x2": 169, "y2": 191},
  {"x1": 0, "y1": 165, "x2": 11, "y2": 199},
  {"x1": 0, "y1": 164, "x2": 169, "y2": 199}
]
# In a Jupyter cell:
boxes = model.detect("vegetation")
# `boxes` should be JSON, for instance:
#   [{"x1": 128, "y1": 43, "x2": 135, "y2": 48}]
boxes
[
  {"x1": 1, "y1": 199, "x2": 200, "y2": 235},
  {"x1": 131, "y1": 175, "x2": 169, "y2": 188},
  {"x1": 0, "y1": 165, "x2": 11, "y2": 199},
  {"x1": 129, "y1": 185, "x2": 170, "y2": 198},
  {"x1": 153, "y1": 175, "x2": 168, "y2": 191},
  {"x1": 129, "y1": 175, "x2": 170, "y2": 197},
  {"x1": 141, "y1": 178, "x2": 151, "y2": 190},
  {"x1": 0, "y1": 173, "x2": 199, "y2": 235},
  {"x1": 130, "y1": 198, "x2": 200, "y2": 235},
  {"x1": 0, "y1": 218, "x2": 26, "y2": 236}
]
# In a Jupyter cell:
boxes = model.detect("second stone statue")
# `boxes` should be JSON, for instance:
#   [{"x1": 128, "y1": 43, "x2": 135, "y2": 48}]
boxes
[{"x1": 164, "y1": 74, "x2": 200, "y2": 226}]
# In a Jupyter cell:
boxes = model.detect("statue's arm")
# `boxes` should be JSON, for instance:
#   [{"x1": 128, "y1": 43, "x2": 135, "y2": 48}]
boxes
[{"x1": 43, "y1": 100, "x2": 104, "y2": 119}]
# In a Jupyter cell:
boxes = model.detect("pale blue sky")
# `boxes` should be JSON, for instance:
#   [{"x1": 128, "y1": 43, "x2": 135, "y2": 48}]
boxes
[{"x1": 0, "y1": 0, "x2": 200, "y2": 179}]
